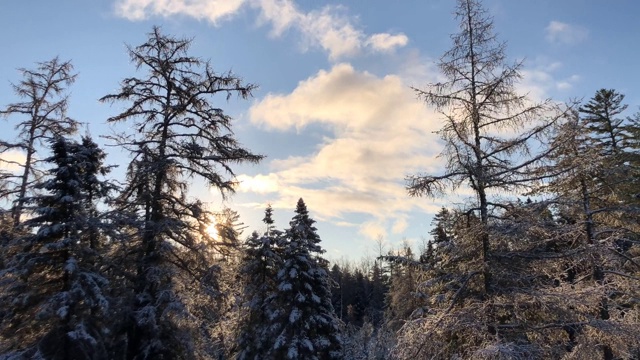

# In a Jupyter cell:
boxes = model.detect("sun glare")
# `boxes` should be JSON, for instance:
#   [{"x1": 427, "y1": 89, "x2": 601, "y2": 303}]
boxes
[{"x1": 206, "y1": 222, "x2": 218, "y2": 240}]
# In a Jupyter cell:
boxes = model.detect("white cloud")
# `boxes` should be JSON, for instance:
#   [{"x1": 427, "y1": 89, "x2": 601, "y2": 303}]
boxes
[
  {"x1": 519, "y1": 63, "x2": 581, "y2": 99},
  {"x1": 244, "y1": 63, "x2": 445, "y2": 239},
  {"x1": 114, "y1": 0, "x2": 409, "y2": 60},
  {"x1": 391, "y1": 217, "x2": 408, "y2": 234},
  {"x1": 256, "y1": 1, "x2": 409, "y2": 59},
  {"x1": 0, "y1": 150, "x2": 26, "y2": 172},
  {"x1": 360, "y1": 221, "x2": 388, "y2": 240},
  {"x1": 366, "y1": 33, "x2": 409, "y2": 52},
  {"x1": 545, "y1": 21, "x2": 588, "y2": 45},
  {"x1": 234, "y1": 173, "x2": 279, "y2": 193},
  {"x1": 115, "y1": 0, "x2": 246, "y2": 24}
]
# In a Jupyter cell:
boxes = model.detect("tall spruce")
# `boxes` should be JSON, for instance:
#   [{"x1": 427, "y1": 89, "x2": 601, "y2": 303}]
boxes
[
  {"x1": 0, "y1": 136, "x2": 112, "y2": 358},
  {"x1": 99, "y1": 27, "x2": 263, "y2": 359},
  {"x1": 0, "y1": 58, "x2": 79, "y2": 227},
  {"x1": 268, "y1": 199, "x2": 342, "y2": 359}
]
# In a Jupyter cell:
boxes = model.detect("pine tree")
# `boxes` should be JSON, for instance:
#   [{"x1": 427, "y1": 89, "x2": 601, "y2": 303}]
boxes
[
  {"x1": 0, "y1": 136, "x2": 112, "y2": 358},
  {"x1": 268, "y1": 199, "x2": 342, "y2": 359},
  {"x1": 99, "y1": 27, "x2": 263, "y2": 359},
  {"x1": 0, "y1": 58, "x2": 79, "y2": 227}
]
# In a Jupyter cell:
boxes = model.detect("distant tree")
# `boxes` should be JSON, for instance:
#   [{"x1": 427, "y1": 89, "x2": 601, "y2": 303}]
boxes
[
  {"x1": 580, "y1": 89, "x2": 628, "y2": 155},
  {"x1": 99, "y1": 27, "x2": 263, "y2": 359},
  {"x1": 214, "y1": 206, "x2": 248, "y2": 259},
  {"x1": 268, "y1": 199, "x2": 342, "y2": 359},
  {"x1": 0, "y1": 136, "x2": 112, "y2": 358},
  {"x1": 0, "y1": 57, "x2": 79, "y2": 226}
]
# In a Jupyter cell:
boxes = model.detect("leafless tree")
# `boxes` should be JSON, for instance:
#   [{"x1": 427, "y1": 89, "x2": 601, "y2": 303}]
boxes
[{"x1": 0, "y1": 57, "x2": 78, "y2": 226}]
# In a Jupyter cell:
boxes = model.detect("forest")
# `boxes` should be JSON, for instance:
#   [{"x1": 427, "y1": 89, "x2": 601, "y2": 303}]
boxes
[{"x1": 1, "y1": 0, "x2": 640, "y2": 359}]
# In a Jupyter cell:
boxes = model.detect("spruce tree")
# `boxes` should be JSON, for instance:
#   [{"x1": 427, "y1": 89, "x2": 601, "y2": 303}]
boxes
[
  {"x1": 236, "y1": 205, "x2": 283, "y2": 360},
  {"x1": 268, "y1": 199, "x2": 342, "y2": 359},
  {"x1": 0, "y1": 136, "x2": 112, "y2": 358}
]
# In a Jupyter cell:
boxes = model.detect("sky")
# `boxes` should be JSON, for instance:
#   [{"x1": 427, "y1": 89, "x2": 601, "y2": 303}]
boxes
[{"x1": 1, "y1": 0, "x2": 639, "y2": 261}]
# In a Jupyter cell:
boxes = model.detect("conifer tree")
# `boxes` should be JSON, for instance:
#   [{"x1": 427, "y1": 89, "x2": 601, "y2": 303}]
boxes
[
  {"x1": 100, "y1": 27, "x2": 263, "y2": 358},
  {"x1": 236, "y1": 205, "x2": 283, "y2": 360},
  {"x1": 268, "y1": 199, "x2": 342, "y2": 359},
  {"x1": 0, "y1": 136, "x2": 112, "y2": 358},
  {"x1": 580, "y1": 89, "x2": 628, "y2": 155},
  {"x1": 398, "y1": 0, "x2": 586, "y2": 357}
]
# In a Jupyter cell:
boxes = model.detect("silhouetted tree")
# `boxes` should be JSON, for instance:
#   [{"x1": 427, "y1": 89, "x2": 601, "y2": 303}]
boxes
[
  {"x1": 100, "y1": 27, "x2": 263, "y2": 359},
  {"x1": 0, "y1": 58, "x2": 78, "y2": 226}
]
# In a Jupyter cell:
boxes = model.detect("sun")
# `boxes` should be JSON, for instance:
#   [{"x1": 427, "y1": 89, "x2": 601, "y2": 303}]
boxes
[{"x1": 206, "y1": 222, "x2": 219, "y2": 240}]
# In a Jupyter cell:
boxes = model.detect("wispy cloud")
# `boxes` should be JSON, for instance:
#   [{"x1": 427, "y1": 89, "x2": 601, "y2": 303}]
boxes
[
  {"x1": 244, "y1": 63, "x2": 445, "y2": 238},
  {"x1": 114, "y1": 0, "x2": 245, "y2": 24},
  {"x1": 114, "y1": 0, "x2": 409, "y2": 60},
  {"x1": 545, "y1": 21, "x2": 588, "y2": 45}
]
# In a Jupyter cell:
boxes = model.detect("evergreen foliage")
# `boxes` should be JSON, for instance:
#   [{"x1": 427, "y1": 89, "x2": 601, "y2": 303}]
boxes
[
  {"x1": 0, "y1": 136, "x2": 112, "y2": 358},
  {"x1": 236, "y1": 205, "x2": 283, "y2": 360},
  {"x1": 268, "y1": 199, "x2": 343, "y2": 359}
]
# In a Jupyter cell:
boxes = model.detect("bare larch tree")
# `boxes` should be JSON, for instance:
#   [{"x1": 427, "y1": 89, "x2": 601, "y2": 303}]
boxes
[
  {"x1": 100, "y1": 27, "x2": 263, "y2": 359},
  {"x1": 0, "y1": 57, "x2": 78, "y2": 227}
]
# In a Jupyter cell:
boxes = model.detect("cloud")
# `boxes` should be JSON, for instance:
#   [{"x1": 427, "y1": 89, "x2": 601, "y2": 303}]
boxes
[
  {"x1": 256, "y1": 0, "x2": 409, "y2": 59},
  {"x1": 235, "y1": 173, "x2": 279, "y2": 193},
  {"x1": 366, "y1": 33, "x2": 409, "y2": 52},
  {"x1": 519, "y1": 63, "x2": 581, "y2": 99},
  {"x1": 360, "y1": 221, "x2": 388, "y2": 240},
  {"x1": 0, "y1": 150, "x2": 26, "y2": 172},
  {"x1": 545, "y1": 21, "x2": 588, "y2": 45},
  {"x1": 114, "y1": 0, "x2": 409, "y2": 60},
  {"x1": 244, "y1": 63, "x2": 445, "y2": 239},
  {"x1": 115, "y1": 0, "x2": 246, "y2": 24}
]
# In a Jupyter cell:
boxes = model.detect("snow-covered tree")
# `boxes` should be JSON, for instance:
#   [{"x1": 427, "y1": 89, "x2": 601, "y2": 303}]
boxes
[
  {"x1": 0, "y1": 58, "x2": 79, "y2": 227},
  {"x1": 99, "y1": 27, "x2": 263, "y2": 358},
  {"x1": 236, "y1": 205, "x2": 283, "y2": 360},
  {"x1": 0, "y1": 135, "x2": 112, "y2": 358},
  {"x1": 267, "y1": 199, "x2": 342, "y2": 359}
]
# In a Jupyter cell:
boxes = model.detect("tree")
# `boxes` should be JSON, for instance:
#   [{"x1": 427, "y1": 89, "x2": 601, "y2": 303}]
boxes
[
  {"x1": 0, "y1": 57, "x2": 79, "y2": 227},
  {"x1": 99, "y1": 27, "x2": 263, "y2": 359},
  {"x1": 580, "y1": 89, "x2": 628, "y2": 155},
  {"x1": 0, "y1": 136, "x2": 112, "y2": 358},
  {"x1": 268, "y1": 199, "x2": 342, "y2": 359},
  {"x1": 407, "y1": 0, "x2": 563, "y2": 294},
  {"x1": 236, "y1": 205, "x2": 283, "y2": 360},
  {"x1": 399, "y1": 0, "x2": 579, "y2": 357}
]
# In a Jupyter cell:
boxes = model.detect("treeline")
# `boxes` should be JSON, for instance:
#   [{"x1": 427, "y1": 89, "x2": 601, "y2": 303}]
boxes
[
  {"x1": 391, "y1": 0, "x2": 640, "y2": 359},
  {"x1": 0, "y1": 27, "x2": 345, "y2": 359},
  {"x1": 2, "y1": 0, "x2": 640, "y2": 359}
]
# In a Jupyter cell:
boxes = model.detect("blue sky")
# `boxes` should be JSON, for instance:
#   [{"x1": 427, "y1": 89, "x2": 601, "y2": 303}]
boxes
[{"x1": 1, "y1": 0, "x2": 639, "y2": 260}]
